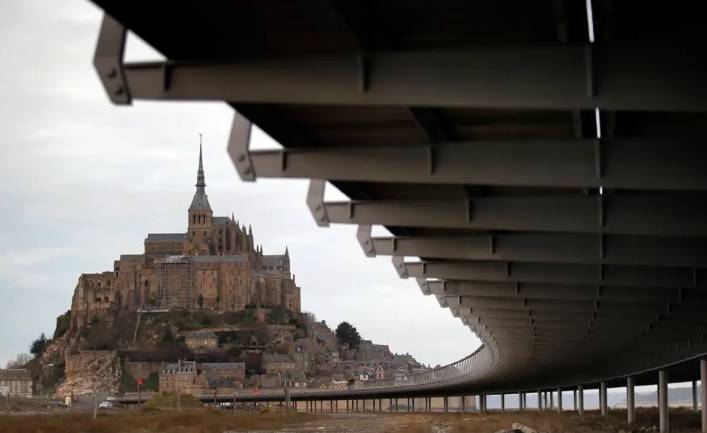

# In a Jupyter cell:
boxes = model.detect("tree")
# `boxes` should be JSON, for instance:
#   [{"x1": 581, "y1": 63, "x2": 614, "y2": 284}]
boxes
[
  {"x1": 6, "y1": 353, "x2": 31, "y2": 368},
  {"x1": 29, "y1": 333, "x2": 48, "y2": 358},
  {"x1": 335, "y1": 322, "x2": 362, "y2": 349}
]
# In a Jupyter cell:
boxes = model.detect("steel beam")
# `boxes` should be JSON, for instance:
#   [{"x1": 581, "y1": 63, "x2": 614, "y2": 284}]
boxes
[
  {"x1": 115, "y1": 44, "x2": 707, "y2": 112},
  {"x1": 246, "y1": 139, "x2": 707, "y2": 191},
  {"x1": 405, "y1": 260, "x2": 699, "y2": 290},
  {"x1": 438, "y1": 281, "x2": 681, "y2": 303},
  {"x1": 323, "y1": 196, "x2": 707, "y2": 237},
  {"x1": 370, "y1": 233, "x2": 707, "y2": 268}
]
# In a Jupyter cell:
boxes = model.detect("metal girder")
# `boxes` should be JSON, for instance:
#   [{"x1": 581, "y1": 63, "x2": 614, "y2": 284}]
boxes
[
  {"x1": 322, "y1": 196, "x2": 707, "y2": 237},
  {"x1": 93, "y1": 14, "x2": 130, "y2": 104},
  {"x1": 434, "y1": 280, "x2": 682, "y2": 303},
  {"x1": 404, "y1": 260, "x2": 699, "y2": 289},
  {"x1": 456, "y1": 296, "x2": 672, "y2": 313},
  {"x1": 113, "y1": 44, "x2": 707, "y2": 112},
  {"x1": 370, "y1": 233, "x2": 707, "y2": 268},
  {"x1": 246, "y1": 139, "x2": 707, "y2": 191}
]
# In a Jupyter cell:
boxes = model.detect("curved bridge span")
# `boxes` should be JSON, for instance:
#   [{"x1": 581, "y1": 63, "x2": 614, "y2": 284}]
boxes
[{"x1": 89, "y1": 2, "x2": 707, "y2": 431}]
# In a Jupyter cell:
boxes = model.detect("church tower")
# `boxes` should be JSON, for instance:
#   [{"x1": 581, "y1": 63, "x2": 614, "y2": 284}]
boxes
[{"x1": 185, "y1": 138, "x2": 213, "y2": 255}]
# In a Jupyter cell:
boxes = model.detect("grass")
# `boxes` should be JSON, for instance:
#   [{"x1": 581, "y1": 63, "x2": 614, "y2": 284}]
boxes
[
  {"x1": 396, "y1": 408, "x2": 704, "y2": 433},
  {"x1": 0, "y1": 408, "x2": 319, "y2": 433}
]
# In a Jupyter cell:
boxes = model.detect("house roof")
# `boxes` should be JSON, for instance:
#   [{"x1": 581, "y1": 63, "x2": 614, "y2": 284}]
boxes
[
  {"x1": 262, "y1": 254, "x2": 286, "y2": 268},
  {"x1": 201, "y1": 362, "x2": 245, "y2": 371},
  {"x1": 0, "y1": 369, "x2": 31, "y2": 382},
  {"x1": 186, "y1": 331, "x2": 217, "y2": 339},
  {"x1": 145, "y1": 233, "x2": 186, "y2": 243}
]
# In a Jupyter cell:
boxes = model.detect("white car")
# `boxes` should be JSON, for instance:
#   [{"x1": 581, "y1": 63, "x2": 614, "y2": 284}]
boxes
[
  {"x1": 106, "y1": 396, "x2": 117, "y2": 401},
  {"x1": 98, "y1": 401, "x2": 113, "y2": 409}
]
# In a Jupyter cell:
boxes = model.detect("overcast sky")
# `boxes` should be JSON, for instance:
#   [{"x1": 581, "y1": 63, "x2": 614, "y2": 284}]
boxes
[{"x1": 0, "y1": 0, "x2": 478, "y2": 368}]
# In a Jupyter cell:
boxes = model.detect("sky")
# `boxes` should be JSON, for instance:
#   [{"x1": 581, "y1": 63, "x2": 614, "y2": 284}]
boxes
[{"x1": 0, "y1": 0, "x2": 478, "y2": 368}]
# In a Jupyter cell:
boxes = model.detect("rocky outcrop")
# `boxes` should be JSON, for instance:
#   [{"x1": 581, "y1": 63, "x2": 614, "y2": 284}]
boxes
[{"x1": 55, "y1": 351, "x2": 121, "y2": 397}]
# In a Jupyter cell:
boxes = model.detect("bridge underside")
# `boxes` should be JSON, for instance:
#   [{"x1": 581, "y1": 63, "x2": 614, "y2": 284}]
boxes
[{"x1": 90, "y1": 0, "x2": 707, "y2": 395}]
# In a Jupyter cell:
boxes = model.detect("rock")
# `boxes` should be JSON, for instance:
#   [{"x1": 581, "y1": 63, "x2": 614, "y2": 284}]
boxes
[
  {"x1": 512, "y1": 423, "x2": 538, "y2": 433},
  {"x1": 55, "y1": 351, "x2": 122, "y2": 398}
]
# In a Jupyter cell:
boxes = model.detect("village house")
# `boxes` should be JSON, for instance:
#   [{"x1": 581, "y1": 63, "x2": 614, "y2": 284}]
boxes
[
  {"x1": 185, "y1": 331, "x2": 218, "y2": 351},
  {"x1": 159, "y1": 360, "x2": 198, "y2": 394},
  {"x1": 264, "y1": 354, "x2": 296, "y2": 374},
  {"x1": 0, "y1": 369, "x2": 32, "y2": 398}
]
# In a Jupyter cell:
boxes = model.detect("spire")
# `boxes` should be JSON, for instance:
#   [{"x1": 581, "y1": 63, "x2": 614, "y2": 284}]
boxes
[
  {"x1": 189, "y1": 133, "x2": 212, "y2": 212},
  {"x1": 285, "y1": 246, "x2": 289, "y2": 258},
  {"x1": 196, "y1": 134, "x2": 205, "y2": 188}
]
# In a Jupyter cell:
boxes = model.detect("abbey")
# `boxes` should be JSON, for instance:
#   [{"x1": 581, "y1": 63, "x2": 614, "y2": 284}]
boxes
[{"x1": 70, "y1": 145, "x2": 301, "y2": 323}]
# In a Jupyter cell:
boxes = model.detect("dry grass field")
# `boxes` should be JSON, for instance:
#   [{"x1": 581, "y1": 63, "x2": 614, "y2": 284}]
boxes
[{"x1": 0, "y1": 406, "x2": 703, "y2": 433}]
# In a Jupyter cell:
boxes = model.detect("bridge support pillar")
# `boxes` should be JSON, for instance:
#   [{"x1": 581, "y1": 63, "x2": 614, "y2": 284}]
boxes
[
  {"x1": 573, "y1": 389, "x2": 577, "y2": 411},
  {"x1": 693, "y1": 380, "x2": 698, "y2": 411},
  {"x1": 557, "y1": 389, "x2": 562, "y2": 412},
  {"x1": 379, "y1": 398, "x2": 382, "y2": 412},
  {"x1": 389, "y1": 398, "x2": 393, "y2": 412},
  {"x1": 443, "y1": 396, "x2": 448, "y2": 413},
  {"x1": 701, "y1": 359, "x2": 707, "y2": 433},
  {"x1": 659, "y1": 369, "x2": 669, "y2": 433},
  {"x1": 320, "y1": 400, "x2": 323, "y2": 412},
  {"x1": 412, "y1": 397, "x2": 416, "y2": 413},
  {"x1": 549, "y1": 390, "x2": 554, "y2": 410},
  {"x1": 395, "y1": 398, "x2": 399, "y2": 412},
  {"x1": 600, "y1": 382, "x2": 608, "y2": 416},
  {"x1": 627, "y1": 377, "x2": 636, "y2": 424},
  {"x1": 578, "y1": 385, "x2": 584, "y2": 415},
  {"x1": 518, "y1": 392, "x2": 523, "y2": 411},
  {"x1": 537, "y1": 391, "x2": 542, "y2": 411},
  {"x1": 501, "y1": 393, "x2": 505, "y2": 411},
  {"x1": 461, "y1": 395, "x2": 465, "y2": 413}
]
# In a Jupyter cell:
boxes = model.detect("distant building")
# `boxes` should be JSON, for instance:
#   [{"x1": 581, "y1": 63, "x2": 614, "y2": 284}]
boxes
[
  {"x1": 0, "y1": 369, "x2": 32, "y2": 398},
  {"x1": 159, "y1": 360, "x2": 197, "y2": 393},
  {"x1": 69, "y1": 146, "x2": 301, "y2": 330},
  {"x1": 375, "y1": 364, "x2": 385, "y2": 380},
  {"x1": 200, "y1": 362, "x2": 246, "y2": 382},
  {"x1": 264, "y1": 354, "x2": 296, "y2": 374},
  {"x1": 185, "y1": 331, "x2": 218, "y2": 350}
]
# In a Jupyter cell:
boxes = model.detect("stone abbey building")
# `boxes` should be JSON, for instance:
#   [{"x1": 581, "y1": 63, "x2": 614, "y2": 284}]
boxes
[{"x1": 71, "y1": 145, "x2": 301, "y2": 322}]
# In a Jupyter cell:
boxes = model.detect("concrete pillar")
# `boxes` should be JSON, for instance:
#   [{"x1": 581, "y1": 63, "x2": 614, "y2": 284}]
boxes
[
  {"x1": 701, "y1": 359, "x2": 707, "y2": 433},
  {"x1": 501, "y1": 393, "x2": 505, "y2": 411},
  {"x1": 573, "y1": 389, "x2": 577, "y2": 411},
  {"x1": 557, "y1": 389, "x2": 562, "y2": 412},
  {"x1": 600, "y1": 382, "x2": 608, "y2": 416},
  {"x1": 627, "y1": 377, "x2": 635, "y2": 425},
  {"x1": 395, "y1": 398, "x2": 399, "y2": 412},
  {"x1": 461, "y1": 395, "x2": 465, "y2": 413},
  {"x1": 659, "y1": 369, "x2": 669, "y2": 433},
  {"x1": 444, "y1": 396, "x2": 449, "y2": 413},
  {"x1": 578, "y1": 385, "x2": 584, "y2": 415},
  {"x1": 550, "y1": 390, "x2": 554, "y2": 409},
  {"x1": 346, "y1": 399, "x2": 349, "y2": 413},
  {"x1": 519, "y1": 392, "x2": 523, "y2": 411},
  {"x1": 537, "y1": 390, "x2": 542, "y2": 411},
  {"x1": 412, "y1": 397, "x2": 416, "y2": 413},
  {"x1": 693, "y1": 380, "x2": 699, "y2": 411}
]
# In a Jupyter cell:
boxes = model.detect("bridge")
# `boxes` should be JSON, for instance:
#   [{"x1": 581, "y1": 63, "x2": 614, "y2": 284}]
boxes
[{"x1": 90, "y1": 1, "x2": 707, "y2": 431}]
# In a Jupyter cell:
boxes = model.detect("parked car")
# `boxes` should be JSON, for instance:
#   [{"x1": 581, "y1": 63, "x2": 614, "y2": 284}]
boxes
[{"x1": 98, "y1": 401, "x2": 113, "y2": 409}]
